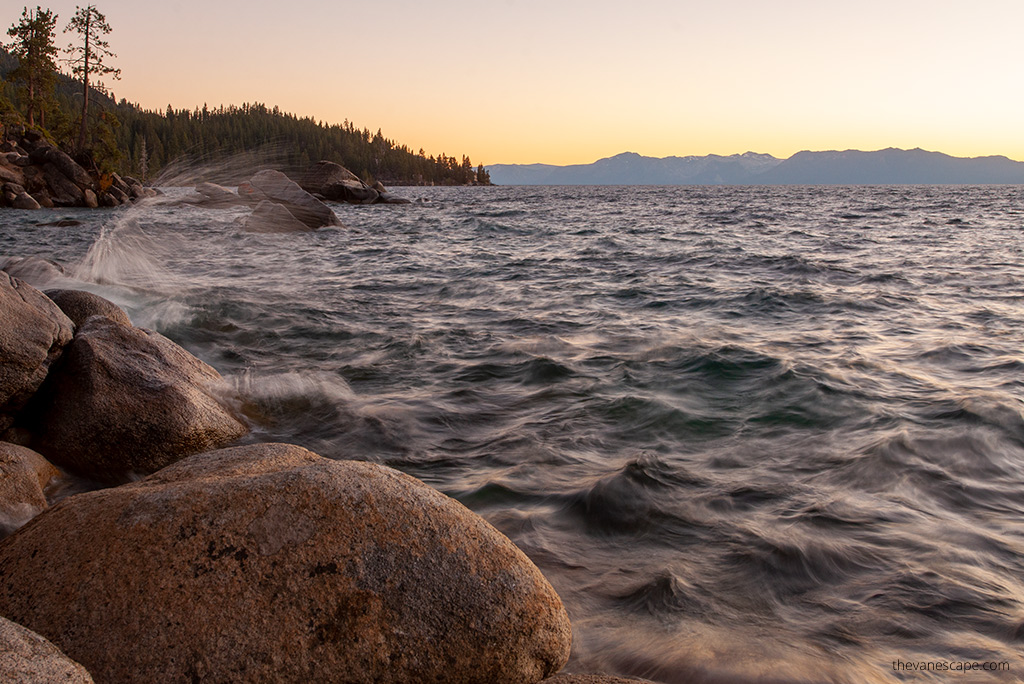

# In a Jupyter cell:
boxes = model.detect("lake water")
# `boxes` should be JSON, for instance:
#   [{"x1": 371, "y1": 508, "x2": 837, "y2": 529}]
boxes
[{"x1": 3, "y1": 184, "x2": 1024, "y2": 683}]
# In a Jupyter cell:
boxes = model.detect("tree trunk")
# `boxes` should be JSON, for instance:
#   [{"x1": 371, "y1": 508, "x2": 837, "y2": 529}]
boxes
[{"x1": 76, "y1": 10, "x2": 92, "y2": 153}]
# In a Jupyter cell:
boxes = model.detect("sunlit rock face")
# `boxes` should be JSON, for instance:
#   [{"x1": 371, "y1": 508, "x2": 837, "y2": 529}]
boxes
[
  {"x1": 0, "y1": 616, "x2": 93, "y2": 683},
  {"x1": 0, "y1": 443, "x2": 572, "y2": 683}
]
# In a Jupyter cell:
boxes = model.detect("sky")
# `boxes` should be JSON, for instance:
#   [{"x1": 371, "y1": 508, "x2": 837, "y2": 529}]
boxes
[{"x1": 15, "y1": 0, "x2": 1024, "y2": 165}]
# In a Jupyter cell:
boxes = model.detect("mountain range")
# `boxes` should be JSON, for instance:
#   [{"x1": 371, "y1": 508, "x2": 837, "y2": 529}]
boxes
[{"x1": 486, "y1": 149, "x2": 1024, "y2": 185}]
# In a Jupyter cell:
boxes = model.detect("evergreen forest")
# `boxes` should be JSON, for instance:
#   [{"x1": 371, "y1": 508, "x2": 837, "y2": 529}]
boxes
[{"x1": 0, "y1": 10, "x2": 490, "y2": 186}]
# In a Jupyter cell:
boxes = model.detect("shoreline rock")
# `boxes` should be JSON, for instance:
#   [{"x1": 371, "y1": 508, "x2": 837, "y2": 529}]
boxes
[
  {"x1": 0, "y1": 443, "x2": 60, "y2": 537},
  {"x1": 0, "y1": 443, "x2": 572, "y2": 683},
  {"x1": 0, "y1": 129, "x2": 157, "y2": 210},
  {"x1": 299, "y1": 160, "x2": 412, "y2": 205},
  {"x1": 0, "y1": 272, "x2": 74, "y2": 432},
  {"x1": 30, "y1": 315, "x2": 248, "y2": 481},
  {"x1": 0, "y1": 616, "x2": 93, "y2": 683}
]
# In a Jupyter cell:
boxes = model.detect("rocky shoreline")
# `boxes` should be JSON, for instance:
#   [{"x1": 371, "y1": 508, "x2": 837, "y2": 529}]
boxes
[
  {"x1": 0, "y1": 262, "x2": 650, "y2": 681},
  {"x1": 0, "y1": 130, "x2": 158, "y2": 210}
]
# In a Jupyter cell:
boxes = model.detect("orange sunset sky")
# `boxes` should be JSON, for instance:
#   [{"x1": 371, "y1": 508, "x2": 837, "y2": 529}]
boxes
[{"x1": 18, "y1": 0, "x2": 1024, "y2": 165}]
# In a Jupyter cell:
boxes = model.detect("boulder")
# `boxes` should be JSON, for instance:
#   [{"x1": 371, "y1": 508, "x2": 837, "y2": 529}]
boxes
[
  {"x1": 0, "y1": 443, "x2": 572, "y2": 683},
  {"x1": 323, "y1": 179, "x2": 379, "y2": 204},
  {"x1": 0, "y1": 164, "x2": 23, "y2": 186},
  {"x1": 0, "y1": 443, "x2": 59, "y2": 536},
  {"x1": 41, "y1": 163, "x2": 85, "y2": 206},
  {"x1": 241, "y1": 199, "x2": 316, "y2": 233},
  {"x1": 299, "y1": 160, "x2": 363, "y2": 195},
  {"x1": 0, "y1": 617, "x2": 93, "y2": 683},
  {"x1": 43, "y1": 289, "x2": 132, "y2": 328},
  {"x1": 0, "y1": 272, "x2": 74, "y2": 432},
  {"x1": 542, "y1": 676, "x2": 656, "y2": 684},
  {"x1": 27, "y1": 144, "x2": 94, "y2": 191},
  {"x1": 12, "y1": 191, "x2": 40, "y2": 210},
  {"x1": 122, "y1": 176, "x2": 147, "y2": 199},
  {"x1": 82, "y1": 188, "x2": 99, "y2": 209},
  {"x1": 0, "y1": 257, "x2": 67, "y2": 288},
  {"x1": 378, "y1": 190, "x2": 413, "y2": 205},
  {"x1": 195, "y1": 181, "x2": 243, "y2": 206},
  {"x1": 31, "y1": 316, "x2": 247, "y2": 480},
  {"x1": 249, "y1": 169, "x2": 341, "y2": 228},
  {"x1": 236, "y1": 180, "x2": 263, "y2": 204},
  {"x1": 104, "y1": 186, "x2": 129, "y2": 205}
]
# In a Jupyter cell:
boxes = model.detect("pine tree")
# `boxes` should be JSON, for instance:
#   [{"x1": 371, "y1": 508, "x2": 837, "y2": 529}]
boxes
[
  {"x1": 5, "y1": 6, "x2": 59, "y2": 128},
  {"x1": 64, "y1": 4, "x2": 120, "y2": 152}
]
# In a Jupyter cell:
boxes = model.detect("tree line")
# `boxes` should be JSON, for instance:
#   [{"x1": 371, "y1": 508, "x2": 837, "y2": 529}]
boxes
[{"x1": 0, "y1": 5, "x2": 490, "y2": 186}]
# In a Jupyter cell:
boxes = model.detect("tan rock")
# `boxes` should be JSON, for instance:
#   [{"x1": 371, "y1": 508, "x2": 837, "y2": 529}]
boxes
[
  {"x1": 241, "y1": 199, "x2": 315, "y2": 233},
  {"x1": 32, "y1": 316, "x2": 247, "y2": 480},
  {"x1": 43, "y1": 289, "x2": 132, "y2": 328},
  {"x1": 0, "y1": 443, "x2": 572, "y2": 683},
  {"x1": 0, "y1": 616, "x2": 93, "y2": 683},
  {"x1": 542, "y1": 676, "x2": 657, "y2": 684},
  {"x1": 249, "y1": 169, "x2": 341, "y2": 228},
  {"x1": 0, "y1": 272, "x2": 74, "y2": 431},
  {"x1": 0, "y1": 443, "x2": 59, "y2": 536}
]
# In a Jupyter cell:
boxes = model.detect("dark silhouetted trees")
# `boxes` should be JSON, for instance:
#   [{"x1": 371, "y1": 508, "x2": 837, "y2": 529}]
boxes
[{"x1": 5, "y1": 6, "x2": 59, "y2": 128}]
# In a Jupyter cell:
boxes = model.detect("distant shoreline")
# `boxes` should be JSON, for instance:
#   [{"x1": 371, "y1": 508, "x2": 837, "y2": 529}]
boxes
[{"x1": 486, "y1": 148, "x2": 1024, "y2": 186}]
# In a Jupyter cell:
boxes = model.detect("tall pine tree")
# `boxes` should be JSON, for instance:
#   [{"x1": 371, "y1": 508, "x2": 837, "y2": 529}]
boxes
[
  {"x1": 64, "y1": 4, "x2": 119, "y2": 152},
  {"x1": 5, "y1": 6, "x2": 59, "y2": 128}
]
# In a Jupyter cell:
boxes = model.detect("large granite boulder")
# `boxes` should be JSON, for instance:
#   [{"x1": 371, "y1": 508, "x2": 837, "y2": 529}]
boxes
[
  {"x1": 0, "y1": 443, "x2": 572, "y2": 683},
  {"x1": 0, "y1": 443, "x2": 59, "y2": 536},
  {"x1": 324, "y1": 179, "x2": 379, "y2": 204},
  {"x1": 298, "y1": 160, "x2": 413, "y2": 204},
  {"x1": 40, "y1": 163, "x2": 85, "y2": 206},
  {"x1": 542, "y1": 676, "x2": 656, "y2": 683},
  {"x1": 0, "y1": 617, "x2": 93, "y2": 683},
  {"x1": 249, "y1": 169, "x2": 341, "y2": 229},
  {"x1": 11, "y1": 191, "x2": 40, "y2": 211},
  {"x1": 194, "y1": 181, "x2": 245, "y2": 207},
  {"x1": 31, "y1": 316, "x2": 247, "y2": 480},
  {"x1": 299, "y1": 159, "x2": 363, "y2": 194},
  {"x1": 241, "y1": 199, "x2": 315, "y2": 233},
  {"x1": 27, "y1": 144, "x2": 95, "y2": 192},
  {"x1": 0, "y1": 256, "x2": 67, "y2": 288},
  {"x1": 43, "y1": 289, "x2": 132, "y2": 328},
  {"x1": 0, "y1": 273, "x2": 74, "y2": 431}
]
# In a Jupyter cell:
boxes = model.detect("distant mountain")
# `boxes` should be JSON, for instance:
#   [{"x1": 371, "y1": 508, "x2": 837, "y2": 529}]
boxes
[
  {"x1": 487, "y1": 151, "x2": 782, "y2": 185},
  {"x1": 487, "y1": 148, "x2": 1024, "y2": 185}
]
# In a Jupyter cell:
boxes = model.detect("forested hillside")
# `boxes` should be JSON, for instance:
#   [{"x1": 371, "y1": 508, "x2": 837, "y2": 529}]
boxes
[{"x1": 1, "y1": 45, "x2": 489, "y2": 185}]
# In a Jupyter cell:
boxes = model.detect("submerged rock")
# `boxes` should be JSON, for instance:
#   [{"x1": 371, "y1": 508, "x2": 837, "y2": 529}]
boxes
[
  {"x1": 31, "y1": 316, "x2": 248, "y2": 480},
  {"x1": 43, "y1": 289, "x2": 132, "y2": 328},
  {"x1": 0, "y1": 616, "x2": 93, "y2": 683},
  {"x1": 0, "y1": 443, "x2": 572, "y2": 683},
  {"x1": 0, "y1": 442, "x2": 59, "y2": 536},
  {"x1": 0, "y1": 272, "x2": 74, "y2": 432}
]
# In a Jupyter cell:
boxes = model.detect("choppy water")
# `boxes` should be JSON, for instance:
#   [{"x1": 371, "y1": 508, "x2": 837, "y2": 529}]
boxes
[{"x1": 3, "y1": 184, "x2": 1024, "y2": 683}]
